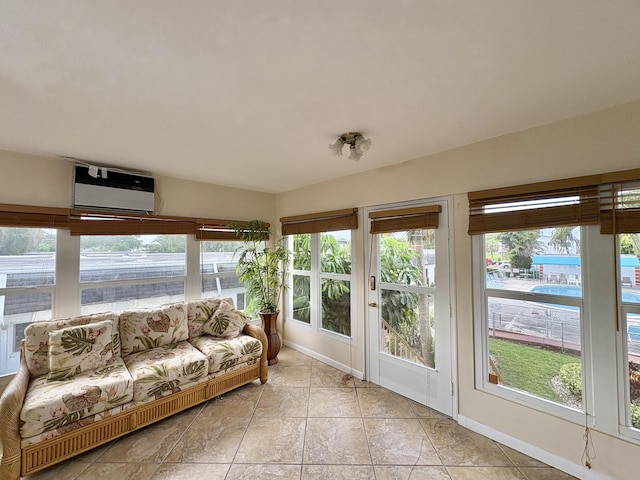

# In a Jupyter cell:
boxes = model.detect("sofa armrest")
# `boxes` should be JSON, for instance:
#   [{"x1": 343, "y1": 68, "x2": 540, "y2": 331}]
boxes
[
  {"x1": 0, "y1": 341, "x2": 31, "y2": 480},
  {"x1": 242, "y1": 324, "x2": 268, "y2": 384}
]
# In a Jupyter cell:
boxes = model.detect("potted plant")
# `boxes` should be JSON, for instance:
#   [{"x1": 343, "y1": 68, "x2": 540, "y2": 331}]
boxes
[{"x1": 230, "y1": 220, "x2": 289, "y2": 365}]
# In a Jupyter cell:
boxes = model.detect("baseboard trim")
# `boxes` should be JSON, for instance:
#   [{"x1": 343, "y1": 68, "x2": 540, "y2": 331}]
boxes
[
  {"x1": 282, "y1": 340, "x2": 364, "y2": 380},
  {"x1": 457, "y1": 415, "x2": 614, "y2": 480}
]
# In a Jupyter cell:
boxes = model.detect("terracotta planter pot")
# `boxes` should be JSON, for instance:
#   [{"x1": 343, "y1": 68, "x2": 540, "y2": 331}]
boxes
[{"x1": 260, "y1": 311, "x2": 282, "y2": 365}]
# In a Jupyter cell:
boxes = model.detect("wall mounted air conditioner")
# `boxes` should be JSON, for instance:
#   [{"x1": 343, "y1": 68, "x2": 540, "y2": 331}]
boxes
[{"x1": 73, "y1": 164, "x2": 155, "y2": 214}]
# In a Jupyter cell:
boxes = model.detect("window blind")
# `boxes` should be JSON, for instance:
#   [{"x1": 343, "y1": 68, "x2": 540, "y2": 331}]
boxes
[
  {"x1": 281, "y1": 208, "x2": 358, "y2": 235},
  {"x1": 468, "y1": 177, "x2": 602, "y2": 235},
  {"x1": 600, "y1": 180, "x2": 640, "y2": 234},
  {"x1": 369, "y1": 205, "x2": 441, "y2": 234},
  {"x1": 468, "y1": 168, "x2": 640, "y2": 235}
]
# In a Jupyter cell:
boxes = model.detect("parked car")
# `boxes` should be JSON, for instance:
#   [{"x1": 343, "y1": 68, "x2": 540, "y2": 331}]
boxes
[{"x1": 486, "y1": 258, "x2": 496, "y2": 265}]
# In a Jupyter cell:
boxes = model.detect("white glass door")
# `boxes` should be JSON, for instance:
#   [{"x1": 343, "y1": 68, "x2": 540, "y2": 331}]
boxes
[{"x1": 366, "y1": 199, "x2": 454, "y2": 417}]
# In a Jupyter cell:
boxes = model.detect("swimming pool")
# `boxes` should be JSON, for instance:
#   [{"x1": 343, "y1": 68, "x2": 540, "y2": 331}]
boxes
[{"x1": 530, "y1": 284, "x2": 640, "y2": 303}]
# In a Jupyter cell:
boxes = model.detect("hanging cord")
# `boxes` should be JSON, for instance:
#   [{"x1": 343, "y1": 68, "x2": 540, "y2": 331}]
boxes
[{"x1": 582, "y1": 413, "x2": 595, "y2": 469}]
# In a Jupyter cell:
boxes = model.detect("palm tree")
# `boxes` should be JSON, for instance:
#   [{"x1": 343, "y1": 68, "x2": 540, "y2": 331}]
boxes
[{"x1": 549, "y1": 227, "x2": 580, "y2": 254}]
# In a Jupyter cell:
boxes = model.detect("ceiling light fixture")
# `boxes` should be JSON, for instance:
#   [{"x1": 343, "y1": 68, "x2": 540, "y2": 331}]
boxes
[{"x1": 329, "y1": 132, "x2": 371, "y2": 161}]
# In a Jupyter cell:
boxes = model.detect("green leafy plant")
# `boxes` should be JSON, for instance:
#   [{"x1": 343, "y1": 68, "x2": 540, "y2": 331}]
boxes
[
  {"x1": 559, "y1": 362, "x2": 583, "y2": 399},
  {"x1": 631, "y1": 403, "x2": 640, "y2": 429},
  {"x1": 230, "y1": 220, "x2": 290, "y2": 316}
]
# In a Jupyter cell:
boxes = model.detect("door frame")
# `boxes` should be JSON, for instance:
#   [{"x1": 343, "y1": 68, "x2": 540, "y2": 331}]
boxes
[{"x1": 364, "y1": 196, "x2": 457, "y2": 419}]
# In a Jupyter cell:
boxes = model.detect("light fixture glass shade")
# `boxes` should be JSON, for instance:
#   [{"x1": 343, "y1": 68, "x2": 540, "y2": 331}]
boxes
[
  {"x1": 348, "y1": 145, "x2": 363, "y2": 161},
  {"x1": 329, "y1": 138, "x2": 345, "y2": 156},
  {"x1": 355, "y1": 135, "x2": 371, "y2": 154}
]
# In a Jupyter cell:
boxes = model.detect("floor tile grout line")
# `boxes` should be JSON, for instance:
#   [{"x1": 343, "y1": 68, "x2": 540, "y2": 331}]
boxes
[{"x1": 223, "y1": 381, "x2": 266, "y2": 480}]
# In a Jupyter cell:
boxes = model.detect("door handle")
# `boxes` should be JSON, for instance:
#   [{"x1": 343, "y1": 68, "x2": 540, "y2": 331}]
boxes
[{"x1": 368, "y1": 301, "x2": 378, "y2": 307}]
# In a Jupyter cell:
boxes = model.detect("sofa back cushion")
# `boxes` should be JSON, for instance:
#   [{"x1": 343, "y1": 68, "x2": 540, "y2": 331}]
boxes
[
  {"x1": 201, "y1": 300, "x2": 248, "y2": 339},
  {"x1": 47, "y1": 320, "x2": 115, "y2": 381},
  {"x1": 24, "y1": 312, "x2": 121, "y2": 378},
  {"x1": 119, "y1": 302, "x2": 188, "y2": 356},
  {"x1": 187, "y1": 297, "x2": 234, "y2": 338}
]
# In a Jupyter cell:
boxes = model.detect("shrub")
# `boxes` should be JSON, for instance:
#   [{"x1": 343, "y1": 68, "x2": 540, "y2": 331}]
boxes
[
  {"x1": 559, "y1": 362, "x2": 582, "y2": 399},
  {"x1": 629, "y1": 363, "x2": 640, "y2": 402},
  {"x1": 631, "y1": 404, "x2": 640, "y2": 429}
]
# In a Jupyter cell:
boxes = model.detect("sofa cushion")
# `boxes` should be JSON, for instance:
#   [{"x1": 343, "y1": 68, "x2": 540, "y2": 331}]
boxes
[
  {"x1": 48, "y1": 320, "x2": 115, "y2": 381},
  {"x1": 189, "y1": 334, "x2": 262, "y2": 374},
  {"x1": 119, "y1": 302, "x2": 189, "y2": 356},
  {"x1": 24, "y1": 312, "x2": 121, "y2": 378},
  {"x1": 186, "y1": 297, "x2": 234, "y2": 338},
  {"x1": 123, "y1": 340, "x2": 208, "y2": 403},
  {"x1": 21, "y1": 403, "x2": 133, "y2": 448},
  {"x1": 201, "y1": 300, "x2": 248, "y2": 339},
  {"x1": 20, "y1": 356, "x2": 133, "y2": 440}
]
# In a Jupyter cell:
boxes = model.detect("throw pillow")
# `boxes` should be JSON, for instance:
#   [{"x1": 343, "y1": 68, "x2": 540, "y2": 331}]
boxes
[
  {"x1": 48, "y1": 320, "x2": 114, "y2": 381},
  {"x1": 202, "y1": 301, "x2": 248, "y2": 338}
]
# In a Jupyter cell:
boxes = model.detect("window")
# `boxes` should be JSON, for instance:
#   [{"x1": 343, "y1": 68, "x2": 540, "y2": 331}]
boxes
[
  {"x1": 79, "y1": 234, "x2": 187, "y2": 314},
  {"x1": 200, "y1": 239, "x2": 245, "y2": 309},
  {"x1": 282, "y1": 208, "x2": 358, "y2": 337},
  {"x1": 288, "y1": 231, "x2": 353, "y2": 336},
  {"x1": 0, "y1": 227, "x2": 56, "y2": 376},
  {"x1": 615, "y1": 185, "x2": 640, "y2": 436},
  {"x1": 470, "y1": 177, "x2": 599, "y2": 421},
  {"x1": 291, "y1": 233, "x2": 311, "y2": 324},
  {"x1": 481, "y1": 228, "x2": 584, "y2": 411},
  {"x1": 320, "y1": 231, "x2": 352, "y2": 335},
  {"x1": 471, "y1": 168, "x2": 640, "y2": 443}
]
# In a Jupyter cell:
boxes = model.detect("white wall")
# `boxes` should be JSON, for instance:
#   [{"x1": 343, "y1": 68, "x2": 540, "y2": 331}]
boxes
[
  {"x1": 0, "y1": 151, "x2": 276, "y2": 222},
  {"x1": 275, "y1": 100, "x2": 640, "y2": 480}
]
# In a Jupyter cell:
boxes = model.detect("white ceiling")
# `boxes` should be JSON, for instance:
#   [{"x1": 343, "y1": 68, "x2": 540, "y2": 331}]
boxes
[{"x1": 1, "y1": 1, "x2": 639, "y2": 194}]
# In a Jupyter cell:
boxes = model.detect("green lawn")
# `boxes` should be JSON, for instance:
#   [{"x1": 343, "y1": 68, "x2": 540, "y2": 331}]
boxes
[{"x1": 490, "y1": 338, "x2": 580, "y2": 404}]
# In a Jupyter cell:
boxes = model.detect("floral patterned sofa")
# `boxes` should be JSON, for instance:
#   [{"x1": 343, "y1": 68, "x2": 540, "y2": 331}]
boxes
[{"x1": 0, "y1": 297, "x2": 268, "y2": 480}]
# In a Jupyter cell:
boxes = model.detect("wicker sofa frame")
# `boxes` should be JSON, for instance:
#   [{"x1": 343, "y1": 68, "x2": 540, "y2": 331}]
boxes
[{"x1": 0, "y1": 323, "x2": 268, "y2": 480}]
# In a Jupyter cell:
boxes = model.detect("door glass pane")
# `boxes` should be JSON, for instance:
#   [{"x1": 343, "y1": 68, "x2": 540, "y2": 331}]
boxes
[
  {"x1": 293, "y1": 274, "x2": 310, "y2": 323},
  {"x1": 380, "y1": 288, "x2": 434, "y2": 367},
  {"x1": 488, "y1": 296, "x2": 582, "y2": 409},
  {"x1": 321, "y1": 278, "x2": 350, "y2": 335},
  {"x1": 379, "y1": 229, "x2": 435, "y2": 368},
  {"x1": 380, "y1": 230, "x2": 434, "y2": 286}
]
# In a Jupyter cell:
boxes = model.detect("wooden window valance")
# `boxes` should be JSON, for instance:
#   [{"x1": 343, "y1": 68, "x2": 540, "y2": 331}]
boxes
[
  {"x1": 280, "y1": 208, "x2": 358, "y2": 235},
  {"x1": 369, "y1": 205, "x2": 441, "y2": 234},
  {"x1": 468, "y1": 168, "x2": 640, "y2": 235},
  {"x1": 196, "y1": 219, "x2": 270, "y2": 241},
  {"x1": 0, "y1": 204, "x2": 70, "y2": 229},
  {"x1": 0, "y1": 203, "x2": 270, "y2": 240},
  {"x1": 69, "y1": 210, "x2": 197, "y2": 236}
]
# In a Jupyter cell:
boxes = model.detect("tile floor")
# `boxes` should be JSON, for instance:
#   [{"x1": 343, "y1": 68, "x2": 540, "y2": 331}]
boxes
[{"x1": 10, "y1": 347, "x2": 577, "y2": 479}]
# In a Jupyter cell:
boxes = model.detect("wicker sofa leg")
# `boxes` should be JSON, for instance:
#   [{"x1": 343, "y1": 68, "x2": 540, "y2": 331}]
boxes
[{"x1": 0, "y1": 353, "x2": 30, "y2": 480}]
